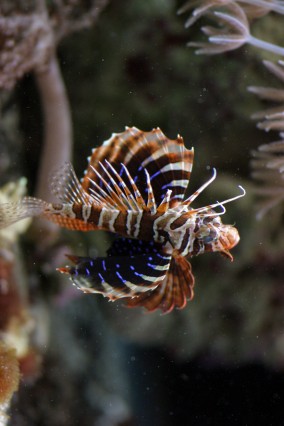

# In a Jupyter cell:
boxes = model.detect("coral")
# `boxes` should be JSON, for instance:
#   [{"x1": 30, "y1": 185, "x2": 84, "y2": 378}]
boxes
[
  {"x1": 179, "y1": 0, "x2": 284, "y2": 55},
  {"x1": 248, "y1": 60, "x2": 284, "y2": 131},
  {"x1": 0, "y1": 9, "x2": 53, "y2": 90},
  {"x1": 0, "y1": 342, "x2": 20, "y2": 425},
  {"x1": 251, "y1": 139, "x2": 284, "y2": 217},
  {"x1": 0, "y1": 179, "x2": 43, "y2": 422},
  {"x1": 180, "y1": 0, "x2": 284, "y2": 218},
  {"x1": 249, "y1": 60, "x2": 284, "y2": 216},
  {"x1": 0, "y1": 0, "x2": 109, "y2": 243},
  {"x1": 1, "y1": 1, "x2": 284, "y2": 424},
  {"x1": 0, "y1": 0, "x2": 109, "y2": 90},
  {"x1": 0, "y1": 179, "x2": 31, "y2": 244},
  {"x1": 0, "y1": 343, "x2": 20, "y2": 406},
  {"x1": 178, "y1": 0, "x2": 284, "y2": 26}
]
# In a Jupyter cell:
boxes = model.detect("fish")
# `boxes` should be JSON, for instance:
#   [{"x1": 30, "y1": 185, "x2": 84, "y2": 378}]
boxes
[{"x1": 0, "y1": 127, "x2": 245, "y2": 314}]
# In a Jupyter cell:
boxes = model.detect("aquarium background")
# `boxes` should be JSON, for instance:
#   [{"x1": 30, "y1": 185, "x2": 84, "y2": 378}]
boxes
[{"x1": 1, "y1": 0, "x2": 284, "y2": 425}]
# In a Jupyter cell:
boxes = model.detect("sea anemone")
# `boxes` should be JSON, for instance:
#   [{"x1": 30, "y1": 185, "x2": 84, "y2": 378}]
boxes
[{"x1": 179, "y1": 1, "x2": 284, "y2": 55}]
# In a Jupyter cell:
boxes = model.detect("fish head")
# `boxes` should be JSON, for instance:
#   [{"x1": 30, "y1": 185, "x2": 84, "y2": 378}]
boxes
[{"x1": 193, "y1": 216, "x2": 240, "y2": 261}]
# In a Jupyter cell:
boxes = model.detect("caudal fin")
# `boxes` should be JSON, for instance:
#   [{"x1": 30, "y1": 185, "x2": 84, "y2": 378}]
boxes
[{"x1": 0, "y1": 196, "x2": 47, "y2": 229}]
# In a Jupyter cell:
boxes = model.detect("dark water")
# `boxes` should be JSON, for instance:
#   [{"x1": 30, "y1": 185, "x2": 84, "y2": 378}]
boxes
[{"x1": 124, "y1": 345, "x2": 284, "y2": 426}]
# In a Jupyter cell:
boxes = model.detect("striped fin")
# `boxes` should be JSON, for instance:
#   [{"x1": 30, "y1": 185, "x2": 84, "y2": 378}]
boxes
[
  {"x1": 125, "y1": 254, "x2": 195, "y2": 314},
  {"x1": 58, "y1": 238, "x2": 171, "y2": 301},
  {"x1": 81, "y1": 127, "x2": 194, "y2": 209},
  {"x1": 49, "y1": 160, "x2": 145, "y2": 212},
  {"x1": 88, "y1": 161, "x2": 146, "y2": 211}
]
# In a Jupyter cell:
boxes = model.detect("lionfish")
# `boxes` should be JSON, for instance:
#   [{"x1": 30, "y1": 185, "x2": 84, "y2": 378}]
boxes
[{"x1": 0, "y1": 127, "x2": 245, "y2": 314}]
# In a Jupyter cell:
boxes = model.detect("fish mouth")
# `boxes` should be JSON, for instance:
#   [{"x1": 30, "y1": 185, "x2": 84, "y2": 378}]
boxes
[
  {"x1": 218, "y1": 225, "x2": 240, "y2": 251},
  {"x1": 210, "y1": 225, "x2": 240, "y2": 261},
  {"x1": 226, "y1": 225, "x2": 240, "y2": 249}
]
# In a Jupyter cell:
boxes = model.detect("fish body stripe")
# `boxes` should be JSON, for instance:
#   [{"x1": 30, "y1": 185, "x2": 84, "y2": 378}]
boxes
[
  {"x1": 46, "y1": 201, "x2": 232, "y2": 259},
  {"x1": 107, "y1": 210, "x2": 120, "y2": 232},
  {"x1": 82, "y1": 205, "x2": 92, "y2": 222}
]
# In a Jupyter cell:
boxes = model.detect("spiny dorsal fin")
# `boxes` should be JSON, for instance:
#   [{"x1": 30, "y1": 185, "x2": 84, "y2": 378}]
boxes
[
  {"x1": 49, "y1": 162, "x2": 93, "y2": 205},
  {"x1": 157, "y1": 189, "x2": 172, "y2": 214},
  {"x1": 87, "y1": 161, "x2": 148, "y2": 212},
  {"x1": 142, "y1": 169, "x2": 156, "y2": 215},
  {"x1": 81, "y1": 127, "x2": 194, "y2": 208}
]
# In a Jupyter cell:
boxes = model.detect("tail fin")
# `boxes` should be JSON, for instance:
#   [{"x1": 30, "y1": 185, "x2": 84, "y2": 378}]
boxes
[{"x1": 0, "y1": 196, "x2": 47, "y2": 229}]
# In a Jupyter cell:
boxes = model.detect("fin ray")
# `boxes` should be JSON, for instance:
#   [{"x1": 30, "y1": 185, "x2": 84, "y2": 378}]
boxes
[
  {"x1": 81, "y1": 127, "x2": 194, "y2": 209},
  {"x1": 125, "y1": 254, "x2": 195, "y2": 313},
  {"x1": 49, "y1": 162, "x2": 93, "y2": 205},
  {"x1": 58, "y1": 238, "x2": 171, "y2": 300}
]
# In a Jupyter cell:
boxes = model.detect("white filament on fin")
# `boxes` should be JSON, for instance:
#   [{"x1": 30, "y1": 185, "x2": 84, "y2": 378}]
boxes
[
  {"x1": 144, "y1": 168, "x2": 157, "y2": 215},
  {"x1": 183, "y1": 168, "x2": 217, "y2": 207},
  {"x1": 192, "y1": 185, "x2": 246, "y2": 217}
]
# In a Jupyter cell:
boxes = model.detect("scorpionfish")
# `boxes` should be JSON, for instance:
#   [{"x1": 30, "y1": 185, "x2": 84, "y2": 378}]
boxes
[{"x1": 0, "y1": 127, "x2": 245, "y2": 313}]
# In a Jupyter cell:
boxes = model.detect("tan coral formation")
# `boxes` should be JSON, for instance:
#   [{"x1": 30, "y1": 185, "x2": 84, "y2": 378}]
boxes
[
  {"x1": 0, "y1": 179, "x2": 41, "y2": 423},
  {"x1": 0, "y1": 342, "x2": 20, "y2": 406},
  {"x1": 0, "y1": 342, "x2": 20, "y2": 425},
  {"x1": 248, "y1": 60, "x2": 284, "y2": 131}
]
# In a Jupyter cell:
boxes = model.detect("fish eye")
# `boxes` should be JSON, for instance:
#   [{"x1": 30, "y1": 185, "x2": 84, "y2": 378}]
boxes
[
  {"x1": 196, "y1": 228, "x2": 218, "y2": 244},
  {"x1": 202, "y1": 234, "x2": 217, "y2": 244}
]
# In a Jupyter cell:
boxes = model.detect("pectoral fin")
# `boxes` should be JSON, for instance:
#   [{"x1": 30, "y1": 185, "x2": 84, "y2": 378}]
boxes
[
  {"x1": 58, "y1": 238, "x2": 171, "y2": 301},
  {"x1": 125, "y1": 254, "x2": 195, "y2": 314}
]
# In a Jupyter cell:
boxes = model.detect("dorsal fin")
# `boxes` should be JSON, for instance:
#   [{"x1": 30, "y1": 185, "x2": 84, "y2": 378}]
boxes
[
  {"x1": 49, "y1": 162, "x2": 93, "y2": 205},
  {"x1": 81, "y1": 127, "x2": 194, "y2": 209},
  {"x1": 157, "y1": 189, "x2": 172, "y2": 214},
  {"x1": 87, "y1": 161, "x2": 148, "y2": 212}
]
